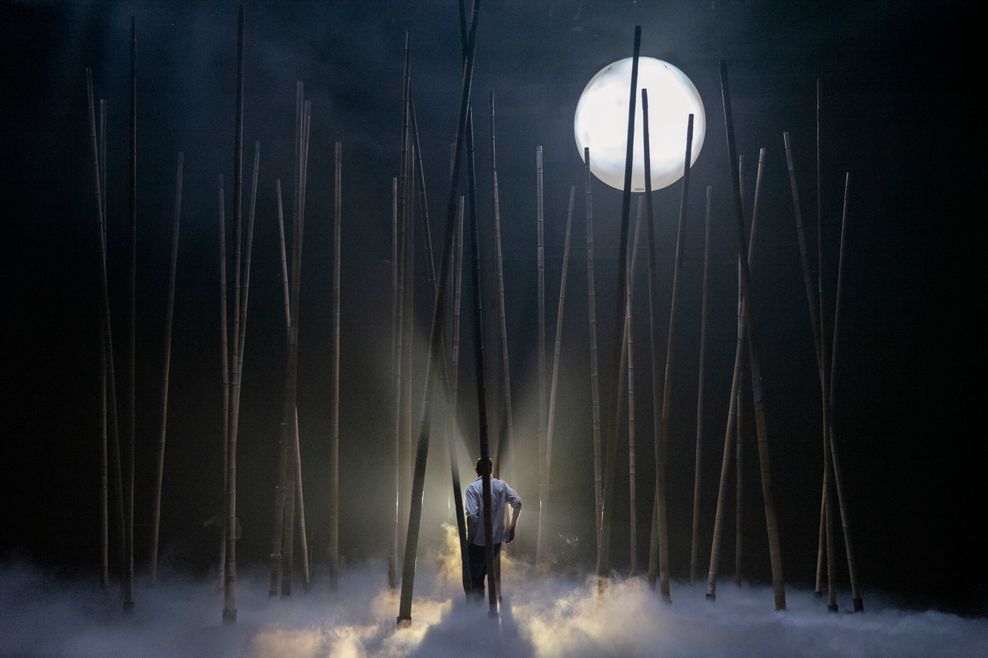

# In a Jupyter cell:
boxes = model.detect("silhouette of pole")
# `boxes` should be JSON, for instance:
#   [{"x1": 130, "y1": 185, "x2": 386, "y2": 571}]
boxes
[
  {"x1": 626, "y1": 199, "x2": 643, "y2": 575},
  {"x1": 535, "y1": 144, "x2": 547, "y2": 565},
  {"x1": 690, "y1": 185, "x2": 711, "y2": 585},
  {"x1": 97, "y1": 96, "x2": 109, "y2": 590},
  {"x1": 583, "y1": 148, "x2": 603, "y2": 553},
  {"x1": 328, "y1": 142, "x2": 342, "y2": 589},
  {"x1": 269, "y1": 179, "x2": 290, "y2": 595},
  {"x1": 124, "y1": 15, "x2": 136, "y2": 612}
]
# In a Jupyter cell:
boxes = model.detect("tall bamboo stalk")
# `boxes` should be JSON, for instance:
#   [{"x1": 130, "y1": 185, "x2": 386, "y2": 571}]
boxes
[
  {"x1": 447, "y1": 198, "x2": 470, "y2": 594},
  {"x1": 397, "y1": 0, "x2": 480, "y2": 624},
  {"x1": 269, "y1": 179, "x2": 289, "y2": 595},
  {"x1": 535, "y1": 144, "x2": 547, "y2": 565},
  {"x1": 689, "y1": 185, "x2": 711, "y2": 585},
  {"x1": 719, "y1": 60, "x2": 785, "y2": 610},
  {"x1": 705, "y1": 149, "x2": 765, "y2": 600},
  {"x1": 97, "y1": 97, "x2": 109, "y2": 590},
  {"x1": 388, "y1": 174, "x2": 401, "y2": 590},
  {"x1": 584, "y1": 148, "x2": 603, "y2": 554},
  {"x1": 626, "y1": 198, "x2": 643, "y2": 575},
  {"x1": 150, "y1": 152, "x2": 183, "y2": 584},
  {"x1": 328, "y1": 142, "x2": 342, "y2": 589},
  {"x1": 86, "y1": 70, "x2": 125, "y2": 602},
  {"x1": 650, "y1": 103, "x2": 694, "y2": 602},
  {"x1": 222, "y1": 7, "x2": 244, "y2": 623},
  {"x1": 489, "y1": 91, "x2": 514, "y2": 478},
  {"x1": 410, "y1": 97, "x2": 436, "y2": 290},
  {"x1": 217, "y1": 173, "x2": 231, "y2": 595},
  {"x1": 597, "y1": 26, "x2": 641, "y2": 585},
  {"x1": 642, "y1": 109, "x2": 663, "y2": 588},
  {"x1": 829, "y1": 172, "x2": 863, "y2": 611},
  {"x1": 124, "y1": 15, "x2": 136, "y2": 612},
  {"x1": 544, "y1": 185, "x2": 576, "y2": 565}
]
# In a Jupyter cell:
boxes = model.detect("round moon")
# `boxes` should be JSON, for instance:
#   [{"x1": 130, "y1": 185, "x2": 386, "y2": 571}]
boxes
[{"x1": 574, "y1": 57, "x2": 705, "y2": 192}]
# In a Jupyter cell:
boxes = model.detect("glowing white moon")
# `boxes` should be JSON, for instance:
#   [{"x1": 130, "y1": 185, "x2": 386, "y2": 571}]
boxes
[{"x1": 575, "y1": 57, "x2": 705, "y2": 192}]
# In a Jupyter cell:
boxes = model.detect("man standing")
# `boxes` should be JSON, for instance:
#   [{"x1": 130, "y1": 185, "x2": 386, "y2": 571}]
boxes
[{"x1": 465, "y1": 457, "x2": 522, "y2": 598}]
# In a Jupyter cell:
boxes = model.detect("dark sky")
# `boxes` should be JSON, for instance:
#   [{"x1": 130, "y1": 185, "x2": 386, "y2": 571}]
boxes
[{"x1": 2, "y1": 1, "x2": 983, "y2": 615}]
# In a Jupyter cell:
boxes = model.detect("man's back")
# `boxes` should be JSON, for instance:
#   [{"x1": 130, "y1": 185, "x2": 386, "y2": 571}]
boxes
[{"x1": 465, "y1": 477, "x2": 522, "y2": 546}]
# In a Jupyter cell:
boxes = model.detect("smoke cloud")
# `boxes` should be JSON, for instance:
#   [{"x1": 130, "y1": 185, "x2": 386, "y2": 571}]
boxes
[{"x1": 3, "y1": 529, "x2": 986, "y2": 657}]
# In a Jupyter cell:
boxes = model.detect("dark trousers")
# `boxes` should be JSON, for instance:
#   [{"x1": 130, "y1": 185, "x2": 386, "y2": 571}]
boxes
[{"x1": 467, "y1": 541, "x2": 500, "y2": 597}]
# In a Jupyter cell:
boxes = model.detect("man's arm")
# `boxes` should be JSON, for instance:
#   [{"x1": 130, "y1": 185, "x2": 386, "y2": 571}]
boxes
[
  {"x1": 465, "y1": 483, "x2": 480, "y2": 542},
  {"x1": 505, "y1": 482, "x2": 521, "y2": 543}
]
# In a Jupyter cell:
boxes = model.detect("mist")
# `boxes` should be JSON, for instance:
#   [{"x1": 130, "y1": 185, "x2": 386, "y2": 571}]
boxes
[{"x1": 3, "y1": 528, "x2": 986, "y2": 658}]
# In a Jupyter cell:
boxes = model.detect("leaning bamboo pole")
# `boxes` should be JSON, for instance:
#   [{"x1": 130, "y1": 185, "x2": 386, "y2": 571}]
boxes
[
  {"x1": 829, "y1": 172, "x2": 863, "y2": 612},
  {"x1": 150, "y1": 152, "x2": 184, "y2": 584},
  {"x1": 86, "y1": 70, "x2": 125, "y2": 602},
  {"x1": 544, "y1": 185, "x2": 576, "y2": 564},
  {"x1": 650, "y1": 100, "x2": 694, "y2": 602},
  {"x1": 124, "y1": 16, "x2": 136, "y2": 612},
  {"x1": 97, "y1": 97, "x2": 109, "y2": 590},
  {"x1": 447, "y1": 198, "x2": 470, "y2": 594},
  {"x1": 626, "y1": 199, "x2": 643, "y2": 575},
  {"x1": 328, "y1": 142, "x2": 342, "y2": 589},
  {"x1": 388, "y1": 174, "x2": 401, "y2": 590},
  {"x1": 535, "y1": 144, "x2": 547, "y2": 565},
  {"x1": 217, "y1": 174, "x2": 231, "y2": 595},
  {"x1": 489, "y1": 91, "x2": 515, "y2": 478},
  {"x1": 583, "y1": 148, "x2": 604, "y2": 553},
  {"x1": 597, "y1": 26, "x2": 641, "y2": 586},
  {"x1": 705, "y1": 149, "x2": 765, "y2": 600},
  {"x1": 397, "y1": 0, "x2": 480, "y2": 624},
  {"x1": 689, "y1": 185, "x2": 712, "y2": 585},
  {"x1": 719, "y1": 60, "x2": 785, "y2": 610},
  {"x1": 269, "y1": 179, "x2": 290, "y2": 595}
]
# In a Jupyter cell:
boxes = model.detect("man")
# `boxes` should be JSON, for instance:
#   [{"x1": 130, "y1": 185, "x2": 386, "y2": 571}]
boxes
[{"x1": 465, "y1": 457, "x2": 521, "y2": 598}]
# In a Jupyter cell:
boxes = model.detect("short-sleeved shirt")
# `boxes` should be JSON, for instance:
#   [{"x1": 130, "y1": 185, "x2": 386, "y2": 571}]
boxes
[{"x1": 465, "y1": 477, "x2": 522, "y2": 546}]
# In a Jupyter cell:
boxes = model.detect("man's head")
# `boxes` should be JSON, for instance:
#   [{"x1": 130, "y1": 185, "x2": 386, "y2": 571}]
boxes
[{"x1": 475, "y1": 457, "x2": 493, "y2": 477}]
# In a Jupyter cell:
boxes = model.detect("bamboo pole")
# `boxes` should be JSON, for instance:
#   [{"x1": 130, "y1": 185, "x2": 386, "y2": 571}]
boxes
[
  {"x1": 388, "y1": 174, "x2": 401, "y2": 590},
  {"x1": 410, "y1": 97, "x2": 437, "y2": 290},
  {"x1": 689, "y1": 185, "x2": 711, "y2": 585},
  {"x1": 217, "y1": 174, "x2": 231, "y2": 594},
  {"x1": 626, "y1": 198, "x2": 643, "y2": 575},
  {"x1": 447, "y1": 198, "x2": 470, "y2": 594},
  {"x1": 269, "y1": 179, "x2": 289, "y2": 595},
  {"x1": 584, "y1": 148, "x2": 603, "y2": 553},
  {"x1": 222, "y1": 7, "x2": 244, "y2": 623},
  {"x1": 535, "y1": 144, "x2": 547, "y2": 565},
  {"x1": 642, "y1": 110, "x2": 663, "y2": 588},
  {"x1": 544, "y1": 185, "x2": 576, "y2": 565},
  {"x1": 719, "y1": 60, "x2": 786, "y2": 610},
  {"x1": 97, "y1": 97, "x2": 109, "y2": 590},
  {"x1": 328, "y1": 142, "x2": 342, "y2": 589},
  {"x1": 124, "y1": 15, "x2": 136, "y2": 612},
  {"x1": 489, "y1": 91, "x2": 514, "y2": 478},
  {"x1": 397, "y1": 37, "x2": 413, "y2": 571},
  {"x1": 150, "y1": 152, "x2": 183, "y2": 584},
  {"x1": 650, "y1": 102, "x2": 694, "y2": 602},
  {"x1": 597, "y1": 26, "x2": 641, "y2": 586},
  {"x1": 829, "y1": 172, "x2": 863, "y2": 611},
  {"x1": 397, "y1": 0, "x2": 480, "y2": 624},
  {"x1": 705, "y1": 149, "x2": 765, "y2": 600},
  {"x1": 86, "y1": 70, "x2": 125, "y2": 601}
]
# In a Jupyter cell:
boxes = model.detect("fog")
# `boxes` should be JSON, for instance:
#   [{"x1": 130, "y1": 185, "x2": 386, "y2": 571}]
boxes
[{"x1": 3, "y1": 528, "x2": 985, "y2": 658}]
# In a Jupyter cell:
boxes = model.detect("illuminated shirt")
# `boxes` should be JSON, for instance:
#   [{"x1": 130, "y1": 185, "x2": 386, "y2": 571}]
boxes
[{"x1": 465, "y1": 477, "x2": 522, "y2": 546}]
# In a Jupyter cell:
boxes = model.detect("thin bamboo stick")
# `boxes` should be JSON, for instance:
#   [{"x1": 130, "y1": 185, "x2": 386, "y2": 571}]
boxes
[
  {"x1": 829, "y1": 172, "x2": 863, "y2": 611},
  {"x1": 651, "y1": 102, "x2": 694, "y2": 602},
  {"x1": 97, "y1": 97, "x2": 109, "y2": 590},
  {"x1": 705, "y1": 149, "x2": 764, "y2": 600},
  {"x1": 584, "y1": 148, "x2": 603, "y2": 554},
  {"x1": 597, "y1": 26, "x2": 641, "y2": 586},
  {"x1": 269, "y1": 179, "x2": 289, "y2": 595},
  {"x1": 124, "y1": 15, "x2": 136, "y2": 612},
  {"x1": 448, "y1": 197, "x2": 470, "y2": 594},
  {"x1": 489, "y1": 91, "x2": 514, "y2": 479},
  {"x1": 626, "y1": 198, "x2": 643, "y2": 575},
  {"x1": 397, "y1": 37, "x2": 413, "y2": 570},
  {"x1": 397, "y1": 1, "x2": 480, "y2": 624},
  {"x1": 217, "y1": 174, "x2": 231, "y2": 595},
  {"x1": 150, "y1": 152, "x2": 183, "y2": 583},
  {"x1": 690, "y1": 185, "x2": 711, "y2": 585},
  {"x1": 86, "y1": 70, "x2": 124, "y2": 601},
  {"x1": 388, "y1": 174, "x2": 401, "y2": 590},
  {"x1": 410, "y1": 97, "x2": 436, "y2": 290},
  {"x1": 642, "y1": 109, "x2": 662, "y2": 588},
  {"x1": 328, "y1": 142, "x2": 342, "y2": 589},
  {"x1": 535, "y1": 144, "x2": 547, "y2": 565},
  {"x1": 544, "y1": 185, "x2": 576, "y2": 565},
  {"x1": 719, "y1": 60, "x2": 786, "y2": 610}
]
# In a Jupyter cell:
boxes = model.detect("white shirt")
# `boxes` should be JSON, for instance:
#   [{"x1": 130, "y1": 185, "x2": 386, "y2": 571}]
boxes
[{"x1": 465, "y1": 477, "x2": 522, "y2": 546}]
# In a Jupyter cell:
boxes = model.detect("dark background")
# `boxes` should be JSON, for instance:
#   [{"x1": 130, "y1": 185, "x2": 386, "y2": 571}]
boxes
[{"x1": 2, "y1": 1, "x2": 983, "y2": 616}]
